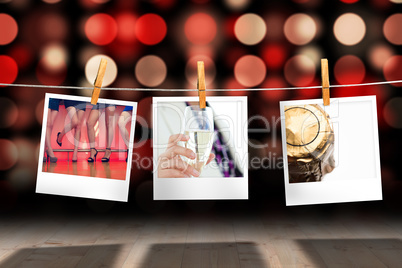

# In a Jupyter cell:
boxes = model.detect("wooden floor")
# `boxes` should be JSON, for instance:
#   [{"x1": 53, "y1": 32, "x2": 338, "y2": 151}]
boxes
[
  {"x1": 1, "y1": 212, "x2": 401, "y2": 267},
  {"x1": 42, "y1": 161, "x2": 128, "y2": 180}
]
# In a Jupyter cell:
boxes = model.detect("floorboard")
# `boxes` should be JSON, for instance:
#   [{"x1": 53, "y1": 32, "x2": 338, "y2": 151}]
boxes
[{"x1": 1, "y1": 214, "x2": 401, "y2": 267}]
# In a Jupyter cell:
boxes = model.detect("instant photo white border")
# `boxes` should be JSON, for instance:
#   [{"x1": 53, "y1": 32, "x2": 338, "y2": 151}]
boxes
[
  {"x1": 36, "y1": 93, "x2": 137, "y2": 202},
  {"x1": 280, "y1": 96, "x2": 382, "y2": 206},
  {"x1": 153, "y1": 97, "x2": 248, "y2": 200}
]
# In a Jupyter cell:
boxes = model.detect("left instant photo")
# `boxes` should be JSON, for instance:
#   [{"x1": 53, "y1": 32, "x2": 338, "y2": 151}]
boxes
[{"x1": 36, "y1": 93, "x2": 137, "y2": 202}]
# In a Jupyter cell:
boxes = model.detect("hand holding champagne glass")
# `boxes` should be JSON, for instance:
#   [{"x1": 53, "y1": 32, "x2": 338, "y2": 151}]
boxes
[
  {"x1": 184, "y1": 106, "x2": 215, "y2": 175},
  {"x1": 157, "y1": 106, "x2": 215, "y2": 178},
  {"x1": 158, "y1": 133, "x2": 215, "y2": 178}
]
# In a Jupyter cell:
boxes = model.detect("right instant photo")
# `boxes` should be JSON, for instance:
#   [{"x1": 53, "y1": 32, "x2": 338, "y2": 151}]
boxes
[{"x1": 280, "y1": 96, "x2": 382, "y2": 206}]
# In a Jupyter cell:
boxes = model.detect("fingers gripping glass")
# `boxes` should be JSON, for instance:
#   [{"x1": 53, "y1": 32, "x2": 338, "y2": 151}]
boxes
[{"x1": 184, "y1": 106, "x2": 215, "y2": 175}]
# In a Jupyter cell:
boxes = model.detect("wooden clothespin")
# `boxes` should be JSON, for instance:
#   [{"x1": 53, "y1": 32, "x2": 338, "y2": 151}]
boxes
[
  {"x1": 321, "y1": 58, "x2": 330, "y2": 106},
  {"x1": 197, "y1": 61, "x2": 206, "y2": 109},
  {"x1": 91, "y1": 58, "x2": 108, "y2": 105}
]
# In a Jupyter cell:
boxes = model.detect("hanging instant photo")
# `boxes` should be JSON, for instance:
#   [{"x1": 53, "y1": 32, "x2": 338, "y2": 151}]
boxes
[
  {"x1": 285, "y1": 104, "x2": 336, "y2": 183},
  {"x1": 36, "y1": 93, "x2": 137, "y2": 202},
  {"x1": 280, "y1": 96, "x2": 382, "y2": 206},
  {"x1": 153, "y1": 97, "x2": 248, "y2": 200}
]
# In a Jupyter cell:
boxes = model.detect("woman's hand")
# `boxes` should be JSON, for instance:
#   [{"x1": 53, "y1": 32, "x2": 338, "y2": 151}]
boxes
[{"x1": 157, "y1": 134, "x2": 215, "y2": 178}]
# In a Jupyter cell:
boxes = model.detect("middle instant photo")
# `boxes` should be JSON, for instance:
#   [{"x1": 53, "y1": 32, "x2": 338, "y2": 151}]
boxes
[{"x1": 153, "y1": 97, "x2": 248, "y2": 200}]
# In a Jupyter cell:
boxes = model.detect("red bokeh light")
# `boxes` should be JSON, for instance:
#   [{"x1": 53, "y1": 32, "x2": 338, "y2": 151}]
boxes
[
  {"x1": 340, "y1": 0, "x2": 359, "y2": 3},
  {"x1": 0, "y1": 55, "x2": 18, "y2": 85},
  {"x1": 0, "y1": 13, "x2": 18, "y2": 45},
  {"x1": 261, "y1": 43, "x2": 287, "y2": 70},
  {"x1": 135, "y1": 13, "x2": 167, "y2": 45},
  {"x1": 383, "y1": 14, "x2": 402, "y2": 45},
  {"x1": 383, "y1": 55, "x2": 402, "y2": 87},
  {"x1": 85, "y1": 13, "x2": 118, "y2": 45},
  {"x1": 21, "y1": 12, "x2": 69, "y2": 50},
  {"x1": 261, "y1": 76, "x2": 288, "y2": 102},
  {"x1": 234, "y1": 55, "x2": 266, "y2": 87},
  {"x1": 334, "y1": 55, "x2": 365, "y2": 84},
  {"x1": 184, "y1": 13, "x2": 217, "y2": 45},
  {"x1": 8, "y1": 44, "x2": 33, "y2": 70},
  {"x1": 116, "y1": 12, "x2": 136, "y2": 43},
  {"x1": 107, "y1": 41, "x2": 142, "y2": 65}
]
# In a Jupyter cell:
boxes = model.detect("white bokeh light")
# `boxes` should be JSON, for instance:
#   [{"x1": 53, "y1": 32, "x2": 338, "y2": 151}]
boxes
[
  {"x1": 235, "y1": 13, "x2": 267, "y2": 45},
  {"x1": 284, "y1": 13, "x2": 317, "y2": 45},
  {"x1": 334, "y1": 13, "x2": 366, "y2": 46},
  {"x1": 85, "y1": 55, "x2": 117, "y2": 87}
]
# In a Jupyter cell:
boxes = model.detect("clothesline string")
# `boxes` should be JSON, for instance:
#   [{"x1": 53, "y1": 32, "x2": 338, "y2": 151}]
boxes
[{"x1": 0, "y1": 79, "x2": 401, "y2": 92}]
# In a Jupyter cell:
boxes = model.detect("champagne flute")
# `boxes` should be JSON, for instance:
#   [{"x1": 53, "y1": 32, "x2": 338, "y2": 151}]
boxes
[{"x1": 184, "y1": 106, "x2": 214, "y2": 175}]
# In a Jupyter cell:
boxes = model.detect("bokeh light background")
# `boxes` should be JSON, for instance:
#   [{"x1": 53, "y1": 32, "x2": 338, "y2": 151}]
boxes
[{"x1": 0, "y1": 0, "x2": 402, "y2": 214}]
